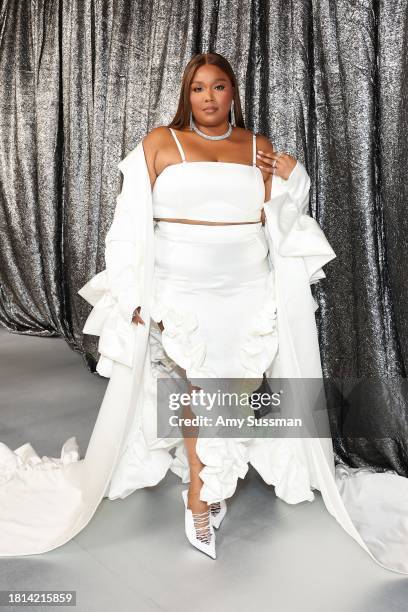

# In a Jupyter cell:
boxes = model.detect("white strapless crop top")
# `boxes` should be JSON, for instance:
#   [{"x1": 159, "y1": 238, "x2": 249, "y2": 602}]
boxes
[{"x1": 152, "y1": 128, "x2": 265, "y2": 223}]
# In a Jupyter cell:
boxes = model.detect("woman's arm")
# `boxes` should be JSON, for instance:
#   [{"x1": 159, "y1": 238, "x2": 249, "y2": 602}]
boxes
[
  {"x1": 142, "y1": 128, "x2": 162, "y2": 190},
  {"x1": 104, "y1": 151, "x2": 146, "y2": 325},
  {"x1": 129, "y1": 128, "x2": 168, "y2": 326},
  {"x1": 77, "y1": 143, "x2": 148, "y2": 376}
]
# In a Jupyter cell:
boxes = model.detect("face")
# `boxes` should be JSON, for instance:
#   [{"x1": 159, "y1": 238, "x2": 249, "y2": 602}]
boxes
[{"x1": 189, "y1": 64, "x2": 234, "y2": 126}]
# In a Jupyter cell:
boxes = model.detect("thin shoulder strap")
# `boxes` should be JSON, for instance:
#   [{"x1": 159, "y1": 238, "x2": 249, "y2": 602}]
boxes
[
  {"x1": 252, "y1": 132, "x2": 257, "y2": 166},
  {"x1": 169, "y1": 128, "x2": 186, "y2": 162}
]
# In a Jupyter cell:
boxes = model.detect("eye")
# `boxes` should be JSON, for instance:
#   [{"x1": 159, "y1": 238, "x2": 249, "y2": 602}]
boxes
[{"x1": 192, "y1": 84, "x2": 225, "y2": 92}]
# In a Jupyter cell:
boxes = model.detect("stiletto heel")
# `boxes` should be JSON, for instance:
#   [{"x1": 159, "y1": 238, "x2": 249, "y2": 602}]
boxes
[
  {"x1": 210, "y1": 499, "x2": 227, "y2": 529},
  {"x1": 182, "y1": 489, "x2": 216, "y2": 559}
]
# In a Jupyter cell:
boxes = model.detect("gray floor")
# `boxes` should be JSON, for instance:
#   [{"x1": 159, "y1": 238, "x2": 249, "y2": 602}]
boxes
[{"x1": 0, "y1": 325, "x2": 407, "y2": 612}]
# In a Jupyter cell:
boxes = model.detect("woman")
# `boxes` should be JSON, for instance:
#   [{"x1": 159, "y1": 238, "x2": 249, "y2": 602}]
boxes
[
  {"x1": 135, "y1": 57, "x2": 296, "y2": 558},
  {"x1": 0, "y1": 53, "x2": 407, "y2": 571}
]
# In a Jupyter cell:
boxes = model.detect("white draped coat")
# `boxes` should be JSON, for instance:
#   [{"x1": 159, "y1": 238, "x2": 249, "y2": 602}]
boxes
[{"x1": 0, "y1": 141, "x2": 407, "y2": 575}]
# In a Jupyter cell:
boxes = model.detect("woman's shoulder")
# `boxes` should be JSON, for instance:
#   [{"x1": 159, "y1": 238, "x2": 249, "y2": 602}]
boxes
[
  {"x1": 143, "y1": 126, "x2": 170, "y2": 150},
  {"x1": 232, "y1": 127, "x2": 275, "y2": 154},
  {"x1": 142, "y1": 127, "x2": 172, "y2": 183}
]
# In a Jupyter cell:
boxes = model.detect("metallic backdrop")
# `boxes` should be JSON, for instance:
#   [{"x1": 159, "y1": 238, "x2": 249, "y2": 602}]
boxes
[{"x1": 0, "y1": 1, "x2": 407, "y2": 474}]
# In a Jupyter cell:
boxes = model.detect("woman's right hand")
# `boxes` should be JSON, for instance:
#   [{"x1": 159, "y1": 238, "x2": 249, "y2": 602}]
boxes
[{"x1": 131, "y1": 306, "x2": 145, "y2": 325}]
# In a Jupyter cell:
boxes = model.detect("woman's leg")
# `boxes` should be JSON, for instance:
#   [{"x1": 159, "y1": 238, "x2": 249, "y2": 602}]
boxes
[
  {"x1": 157, "y1": 319, "x2": 209, "y2": 514},
  {"x1": 182, "y1": 381, "x2": 210, "y2": 515}
]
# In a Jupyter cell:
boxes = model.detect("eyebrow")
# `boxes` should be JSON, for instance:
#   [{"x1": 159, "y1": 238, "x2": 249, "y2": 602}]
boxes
[{"x1": 191, "y1": 78, "x2": 228, "y2": 84}]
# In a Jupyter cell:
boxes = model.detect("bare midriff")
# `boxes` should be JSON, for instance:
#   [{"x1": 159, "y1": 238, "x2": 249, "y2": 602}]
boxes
[{"x1": 153, "y1": 218, "x2": 261, "y2": 225}]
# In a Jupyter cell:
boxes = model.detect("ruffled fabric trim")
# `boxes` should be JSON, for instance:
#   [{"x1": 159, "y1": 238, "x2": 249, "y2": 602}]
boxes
[
  {"x1": 264, "y1": 159, "x2": 336, "y2": 291},
  {"x1": 168, "y1": 435, "x2": 316, "y2": 505},
  {"x1": 170, "y1": 437, "x2": 250, "y2": 496},
  {"x1": 78, "y1": 270, "x2": 137, "y2": 378},
  {"x1": 0, "y1": 437, "x2": 80, "y2": 486},
  {"x1": 150, "y1": 295, "x2": 218, "y2": 380},
  {"x1": 246, "y1": 438, "x2": 315, "y2": 504},
  {"x1": 238, "y1": 270, "x2": 279, "y2": 378},
  {"x1": 195, "y1": 437, "x2": 250, "y2": 503},
  {"x1": 151, "y1": 270, "x2": 278, "y2": 382}
]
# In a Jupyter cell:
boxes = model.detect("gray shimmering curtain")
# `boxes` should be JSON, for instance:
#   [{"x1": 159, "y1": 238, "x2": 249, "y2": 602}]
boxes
[{"x1": 0, "y1": 1, "x2": 407, "y2": 475}]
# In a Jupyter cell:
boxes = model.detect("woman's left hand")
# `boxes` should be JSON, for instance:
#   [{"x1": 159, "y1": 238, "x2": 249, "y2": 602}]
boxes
[{"x1": 256, "y1": 148, "x2": 297, "y2": 181}]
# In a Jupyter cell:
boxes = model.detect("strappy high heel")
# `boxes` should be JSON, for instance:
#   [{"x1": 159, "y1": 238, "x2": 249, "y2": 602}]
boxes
[
  {"x1": 210, "y1": 499, "x2": 227, "y2": 529},
  {"x1": 182, "y1": 489, "x2": 216, "y2": 559}
]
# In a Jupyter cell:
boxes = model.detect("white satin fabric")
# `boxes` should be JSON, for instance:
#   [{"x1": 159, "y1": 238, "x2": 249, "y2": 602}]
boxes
[
  {"x1": 150, "y1": 220, "x2": 277, "y2": 379},
  {"x1": 152, "y1": 127, "x2": 264, "y2": 223},
  {"x1": 0, "y1": 141, "x2": 407, "y2": 575},
  {"x1": 152, "y1": 161, "x2": 265, "y2": 222}
]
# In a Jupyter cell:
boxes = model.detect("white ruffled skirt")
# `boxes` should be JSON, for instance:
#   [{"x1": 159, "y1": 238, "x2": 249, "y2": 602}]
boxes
[
  {"x1": 150, "y1": 220, "x2": 278, "y2": 380},
  {"x1": 108, "y1": 221, "x2": 314, "y2": 505}
]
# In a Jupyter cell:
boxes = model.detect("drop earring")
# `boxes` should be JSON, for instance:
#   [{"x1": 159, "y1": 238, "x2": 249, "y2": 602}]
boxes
[{"x1": 230, "y1": 100, "x2": 236, "y2": 127}]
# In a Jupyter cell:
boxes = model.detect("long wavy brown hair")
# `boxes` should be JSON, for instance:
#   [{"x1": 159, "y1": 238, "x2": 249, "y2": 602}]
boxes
[{"x1": 167, "y1": 53, "x2": 245, "y2": 130}]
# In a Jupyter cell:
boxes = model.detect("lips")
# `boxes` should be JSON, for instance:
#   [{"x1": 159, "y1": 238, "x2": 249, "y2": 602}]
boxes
[{"x1": 203, "y1": 107, "x2": 217, "y2": 112}]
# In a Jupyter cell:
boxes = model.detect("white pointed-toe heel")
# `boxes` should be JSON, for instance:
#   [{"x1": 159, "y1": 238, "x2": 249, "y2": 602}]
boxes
[
  {"x1": 210, "y1": 500, "x2": 227, "y2": 529},
  {"x1": 182, "y1": 489, "x2": 216, "y2": 559}
]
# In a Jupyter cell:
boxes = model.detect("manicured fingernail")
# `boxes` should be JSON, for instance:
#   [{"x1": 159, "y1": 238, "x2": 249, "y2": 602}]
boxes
[{"x1": 258, "y1": 150, "x2": 264, "y2": 153}]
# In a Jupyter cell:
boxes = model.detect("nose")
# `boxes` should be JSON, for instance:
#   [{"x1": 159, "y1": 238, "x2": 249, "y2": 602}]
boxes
[{"x1": 201, "y1": 87, "x2": 214, "y2": 99}]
